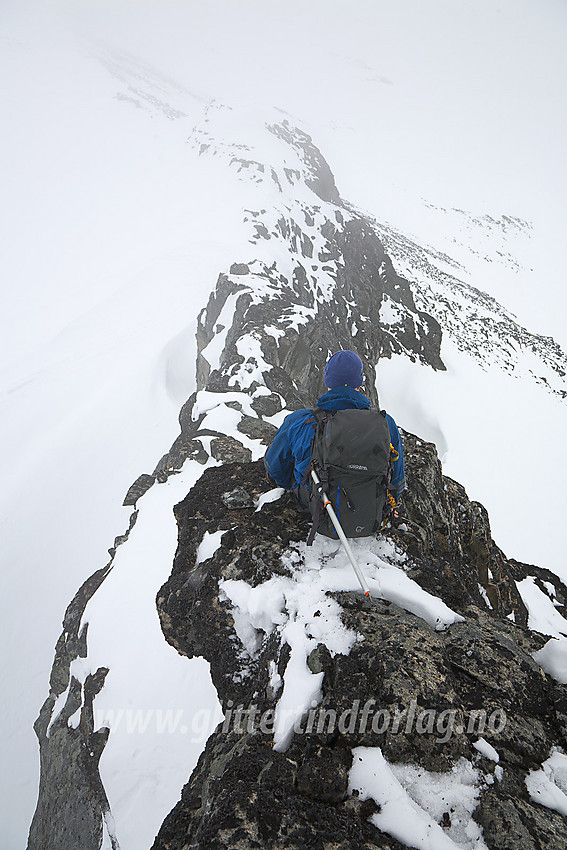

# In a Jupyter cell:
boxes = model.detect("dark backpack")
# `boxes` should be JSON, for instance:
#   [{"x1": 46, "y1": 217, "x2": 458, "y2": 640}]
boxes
[{"x1": 305, "y1": 407, "x2": 393, "y2": 544}]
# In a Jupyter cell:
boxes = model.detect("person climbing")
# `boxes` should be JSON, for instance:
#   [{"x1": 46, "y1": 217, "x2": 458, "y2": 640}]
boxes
[{"x1": 264, "y1": 350, "x2": 406, "y2": 537}]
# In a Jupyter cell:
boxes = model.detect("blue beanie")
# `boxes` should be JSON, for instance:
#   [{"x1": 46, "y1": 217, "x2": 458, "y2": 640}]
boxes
[{"x1": 324, "y1": 350, "x2": 364, "y2": 389}]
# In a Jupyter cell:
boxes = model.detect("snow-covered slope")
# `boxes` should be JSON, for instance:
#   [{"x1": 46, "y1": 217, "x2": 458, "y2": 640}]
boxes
[
  {"x1": 1, "y1": 24, "x2": 241, "y2": 849},
  {"x1": 1, "y1": 2, "x2": 566, "y2": 848}
]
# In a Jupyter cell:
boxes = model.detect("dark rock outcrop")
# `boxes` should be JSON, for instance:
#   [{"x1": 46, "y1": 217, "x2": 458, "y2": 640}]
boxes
[
  {"x1": 369, "y1": 217, "x2": 567, "y2": 396},
  {"x1": 26, "y1": 514, "x2": 137, "y2": 850},
  {"x1": 153, "y1": 436, "x2": 567, "y2": 849}
]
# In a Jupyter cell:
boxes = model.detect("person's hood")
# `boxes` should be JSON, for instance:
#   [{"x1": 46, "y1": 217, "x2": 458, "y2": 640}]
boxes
[{"x1": 316, "y1": 386, "x2": 371, "y2": 411}]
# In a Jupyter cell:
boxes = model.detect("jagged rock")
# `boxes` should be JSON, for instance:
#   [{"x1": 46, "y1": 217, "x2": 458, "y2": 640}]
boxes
[
  {"x1": 237, "y1": 414, "x2": 278, "y2": 444},
  {"x1": 393, "y1": 433, "x2": 528, "y2": 623},
  {"x1": 27, "y1": 512, "x2": 138, "y2": 850},
  {"x1": 152, "y1": 724, "x2": 405, "y2": 850},
  {"x1": 372, "y1": 218, "x2": 567, "y2": 396},
  {"x1": 322, "y1": 593, "x2": 469, "y2": 770},
  {"x1": 152, "y1": 727, "x2": 405, "y2": 850},
  {"x1": 210, "y1": 435, "x2": 252, "y2": 464},
  {"x1": 28, "y1": 660, "x2": 112, "y2": 850},
  {"x1": 476, "y1": 767, "x2": 567, "y2": 850},
  {"x1": 267, "y1": 121, "x2": 341, "y2": 205},
  {"x1": 108, "y1": 509, "x2": 138, "y2": 557},
  {"x1": 153, "y1": 436, "x2": 210, "y2": 475},
  {"x1": 142, "y1": 109, "x2": 567, "y2": 492},
  {"x1": 295, "y1": 745, "x2": 352, "y2": 803},
  {"x1": 189, "y1": 233, "x2": 445, "y2": 417},
  {"x1": 221, "y1": 487, "x2": 254, "y2": 510},
  {"x1": 153, "y1": 447, "x2": 567, "y2": 849},
  {"x1": 150, "y1": 128, "x2": 452, "y2": 482},
  {"x1": 123, "y1": 473, "x2": 155, "y2": 506},
  {"x1": 250, "y1": 392, "x2": 283, "y2": 418}
]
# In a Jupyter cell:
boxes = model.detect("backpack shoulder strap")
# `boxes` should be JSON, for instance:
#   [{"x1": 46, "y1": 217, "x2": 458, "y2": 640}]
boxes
[
  {"x1": 304, "y1": 408, "x2": 333, "y2": 546},
  {"x1": 375, "y1": 407, "x2": 399, "y2": 476},
  {"x1": 302, "y1": 408, "x2": 329, "y2": 486},
  {"x1": 377, "y1": 409, "x2": 399, "y2": 460},
  {"x1": 306, "y1": 407, "x2": 331, "y2": 426}
]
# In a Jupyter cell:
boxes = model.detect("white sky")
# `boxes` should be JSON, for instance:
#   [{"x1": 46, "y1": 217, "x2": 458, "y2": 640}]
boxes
[
  {"x1": 4, "y1": 0, "x2": 566, "y2": 342},
  {"x1": 21, "y1": 0, "x2": 564, "y2": 344}
]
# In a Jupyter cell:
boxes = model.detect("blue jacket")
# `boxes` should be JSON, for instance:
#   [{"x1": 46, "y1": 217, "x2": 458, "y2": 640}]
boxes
[{"x1": 264, "y1": 386, "x2": 406, "y2": 499}]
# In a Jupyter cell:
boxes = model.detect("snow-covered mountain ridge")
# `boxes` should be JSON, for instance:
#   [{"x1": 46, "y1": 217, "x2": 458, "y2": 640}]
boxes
[
  {"x1": 26, "y1": 115, "x2": 567, "y2": 850},
  {"x1": 4, "y1": 5, "x2": 566, "y2": 847},
  {"x1": 187, "y1": 103, "x2": 566, "y2": 404},
  {"x1": 370, "y1": 218, "x2": 565, "y2": 395}
]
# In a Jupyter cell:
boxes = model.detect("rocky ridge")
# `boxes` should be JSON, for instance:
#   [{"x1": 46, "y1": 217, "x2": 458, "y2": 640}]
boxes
[
  {"x1": 370, "y1": 216, "x2": 566, "y2": 395},
  {"x1": 152, "y1": 440, "x2": 567, "y2": 849},
  {"x1": 132, "y1": 103, "x2": 567, "y2": 488},
  {"x1": 26, "y1": 111, "x2": 567, "y2": 850},
  {"x1": 183, "y1": 104, "x2": 567, "y2": 408}
]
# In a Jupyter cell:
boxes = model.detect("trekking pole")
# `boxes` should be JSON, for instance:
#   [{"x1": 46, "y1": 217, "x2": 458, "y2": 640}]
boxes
[{"x1": 310, "y1": 469, "x2": 371, "y2": 598}]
